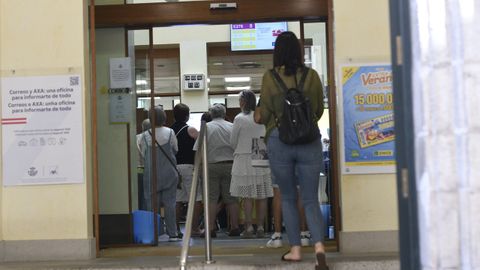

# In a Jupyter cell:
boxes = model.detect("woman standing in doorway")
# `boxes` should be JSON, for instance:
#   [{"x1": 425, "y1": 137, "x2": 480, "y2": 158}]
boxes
[
  {"x1": 257, "y1": 31, "x2": 328, "y2": 270},
  {"x1": 230, "y1": 90, "x2": 273, "y2": 238}
]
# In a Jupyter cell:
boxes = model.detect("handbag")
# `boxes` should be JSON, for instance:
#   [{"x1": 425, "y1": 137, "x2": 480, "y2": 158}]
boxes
[{"x1": 148, "y1": 130, "x2": 183, "y2": 189}]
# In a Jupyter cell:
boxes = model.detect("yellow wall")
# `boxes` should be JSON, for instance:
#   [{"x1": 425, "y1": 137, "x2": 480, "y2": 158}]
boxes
[
  {"x1": 334, "y1": 0, "x2": 398, "y2": 232},
  {"x1": 0, "y1": 0, "x2": 92, "y2": 240}
]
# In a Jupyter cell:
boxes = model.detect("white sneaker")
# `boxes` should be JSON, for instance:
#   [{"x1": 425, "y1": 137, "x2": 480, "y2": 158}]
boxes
[
  {"x1": 266, "y1": 232, "x2": 283, "y2": 248},
  {"x1": 301, "y1": 231, "x2": 311, "y2": 247}
]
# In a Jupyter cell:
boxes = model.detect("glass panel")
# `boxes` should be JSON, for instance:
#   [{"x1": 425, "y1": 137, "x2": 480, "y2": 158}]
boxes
[
  {"x1": 137, "y1": 96, "x2": 179, "y2": 110},
  {"x1": 153, "y1": 45, "x2": 180, "y2": 94},
  {"x1": 208, "y1": 42, "x2": 273, "y2": 93},
  {"x1": 135, "y1": 49, "x2": 150, "y2": 97},
  {"x1": 304, "y1": 22, "x2": 328, "y2": 87},
  {"x1": 134, "y1": 45, "x2": 180, "y2": 97},
  {"x1": 130, "y1": 29, "x2": 160, "y2": 246},
  {"x1": 304, "y1": 21, "x2": 334, "y2": 240}
]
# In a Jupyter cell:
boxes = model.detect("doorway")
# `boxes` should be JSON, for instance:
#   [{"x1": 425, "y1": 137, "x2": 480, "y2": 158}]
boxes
[{"x1": 91, "y1": 0, "x2": 338, "y2": 256}]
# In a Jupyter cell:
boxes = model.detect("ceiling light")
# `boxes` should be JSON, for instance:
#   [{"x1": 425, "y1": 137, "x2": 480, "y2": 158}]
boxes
[
  {"x1": 226, "y1": 86, "x2": 251, "y2": 91},
  {"x1": 237, "y1": 62, "x2": 262, "y2": 69},
  {"x1": 212, "y1": 62, "x2": 224, "y2": 66},
  {"x1": 136, "y1": 89, "x2": 151, "y2": 94},
  {"x1": 138, "y1": 97, "x2": 161, "y2": 100},
  {"x1": 224, "y1": 77, "x2": 251, "y2": 83},
  {"x1": 136, "y1": 80, "x2": 148, "y2": 85}
]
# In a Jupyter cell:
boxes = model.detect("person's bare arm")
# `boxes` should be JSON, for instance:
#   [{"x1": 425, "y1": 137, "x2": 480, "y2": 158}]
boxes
[{"x1": 187, "y1": 126, "x2": 199, "y2": 139}]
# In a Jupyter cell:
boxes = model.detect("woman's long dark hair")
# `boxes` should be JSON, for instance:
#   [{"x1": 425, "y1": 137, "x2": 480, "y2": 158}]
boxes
[{"x1": 273, "y1": 31, "x2": 305, "y2": 76}]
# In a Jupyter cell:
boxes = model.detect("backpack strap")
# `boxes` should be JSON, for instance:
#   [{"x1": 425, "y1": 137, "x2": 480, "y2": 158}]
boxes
[
  {"x1": 270, "y1": 69, "x2": 288, "y2": 93},
  {"x1": 297, "y1": 68, "x2": 310, "y2": 92},
  {"x1": 270, "y1": 67, "x2": 310, "y2": 93}
]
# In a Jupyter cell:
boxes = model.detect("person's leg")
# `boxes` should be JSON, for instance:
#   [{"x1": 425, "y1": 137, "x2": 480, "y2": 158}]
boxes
[
  {"x1": 208, "y1": 200, "x2": 217, "y2": 233},
  {"x1": 267, "y1": 187, "x2": 283, "y2": 247},
  {"x1": 243, "y1": 198, "x2": 254, "y2": 234},
  {"x1": 267, "y1": 130, "x2": 301, "y2": 260},
  {"x1": 175, "y1": 202, "x2": 183, "y2": 235},
  {"x1": 255, "y1": 198, "x2": 267, "y2": 237},
  {"x1": 227, "y1": 201, "x2": 240, "y2": 232},
  {"x1": 178, "y1": 164, "x2": 202, "y2": 234},
  {"x1": 295, "y1": 137, "x2": 327, "y2": 267},
  {"x1": 297, "y1": 195, "x2": 308, "y2": 231},
  {"x1": 272, "y1": 187, "x2": 282, "y2": 233},
  {"x1": 161, "y1": 187, "x2": 178, "y2": 239},
  {"x1": 203, "y1": 164, "x2": 221, "y2": 237},
  {"x1": 297, "y1": 192, "x2": 312, "y2": 247},
  {"x1": 220, "y1": 163, "x2": 240, "y2": 234},
  {"x1": 192, "y1": 201, "x2": 203, "y2": 234}
]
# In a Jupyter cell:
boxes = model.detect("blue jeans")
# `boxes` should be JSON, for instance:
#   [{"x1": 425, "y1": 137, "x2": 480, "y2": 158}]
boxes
[{"x1": 267, "y1": 129, "x2": 324, "y2": 246}]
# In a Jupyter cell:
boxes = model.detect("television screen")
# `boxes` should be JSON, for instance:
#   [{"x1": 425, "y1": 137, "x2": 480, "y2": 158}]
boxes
[{"x1": 230, "y1": 22, "x2": 288, "y2": 51}]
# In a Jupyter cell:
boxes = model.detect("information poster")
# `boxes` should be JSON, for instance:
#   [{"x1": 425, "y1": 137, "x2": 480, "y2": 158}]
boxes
[
  {"x1": 109, "y1": 57, "x2": 132, "y2": 89},
  {"x1": 109, "y1": 92, "x2": 132, "y2": 123},
  {"x1": 339, "y1": 64, "x2": 395, "y2": 174},
  {"x1": 1, "y1": 75, "x2": 84, "y2": 186}
]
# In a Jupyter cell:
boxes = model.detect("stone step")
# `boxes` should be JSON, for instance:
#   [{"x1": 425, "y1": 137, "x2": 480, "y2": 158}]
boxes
[{"x1": 0, "y1": 252, "x2": 399, "y2": 270}]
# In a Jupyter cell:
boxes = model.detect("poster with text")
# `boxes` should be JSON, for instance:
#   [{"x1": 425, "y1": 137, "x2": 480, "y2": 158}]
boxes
[
  {"x1": 1, "y1": 75, "x2": 85, "y2": 186},
  {"x1": 340, "y1": 64, "x2": 396, "y2": 174}
]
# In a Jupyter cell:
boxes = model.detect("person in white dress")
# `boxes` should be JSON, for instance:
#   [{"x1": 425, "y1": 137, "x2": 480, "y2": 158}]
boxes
[{"x1": 230, "y1": 90, "x2": 273, "y2": 238}]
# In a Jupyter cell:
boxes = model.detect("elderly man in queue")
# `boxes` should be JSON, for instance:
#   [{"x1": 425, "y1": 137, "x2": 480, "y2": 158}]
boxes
[{"x1": 194, "y1": 104, "x2": 240, "y2": 237}]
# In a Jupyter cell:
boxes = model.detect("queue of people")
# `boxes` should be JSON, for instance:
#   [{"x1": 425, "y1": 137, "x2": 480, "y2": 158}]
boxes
[{"x1": 137, "y1": 31, "x2": 328, "y2": 269}]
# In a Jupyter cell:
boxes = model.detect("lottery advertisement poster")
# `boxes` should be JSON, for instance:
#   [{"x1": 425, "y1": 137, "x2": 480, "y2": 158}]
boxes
[{"x1": 339, "y1": 64, "x2": 396, "y2": 174}]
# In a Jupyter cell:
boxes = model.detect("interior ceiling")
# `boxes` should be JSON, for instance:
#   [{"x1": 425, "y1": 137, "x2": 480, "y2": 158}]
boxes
[{"x1": 135, "y1": 43, "x2": 273, "y2": 93}]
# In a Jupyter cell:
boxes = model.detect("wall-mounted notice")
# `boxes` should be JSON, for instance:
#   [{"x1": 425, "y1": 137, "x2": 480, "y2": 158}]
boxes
[
  {"x1": 339, "y1": 64, "x2": 396, "y2": 174},
  {"x1": 109, "y1": 92, "x2": 132, "y2": 123},
  {"x1": 109, "y1": 57, "x2": 132, "y2": 89},
  {"x1": 1, "y1": 75, "x2": 84, "y2": 186}
]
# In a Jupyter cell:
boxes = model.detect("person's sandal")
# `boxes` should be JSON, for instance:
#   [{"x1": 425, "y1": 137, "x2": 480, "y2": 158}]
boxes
[
  {"x1": 281, "y1": 251, "x2": 301, "y2": 262},
  {"x1": 315, "y1": 252, "x2": 329, "y2": 270}
]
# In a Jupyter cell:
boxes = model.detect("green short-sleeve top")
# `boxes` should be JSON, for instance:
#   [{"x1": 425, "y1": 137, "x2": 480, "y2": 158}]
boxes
[{"x1": 259, "y1": 66, "x2": 324, "y2": 141}]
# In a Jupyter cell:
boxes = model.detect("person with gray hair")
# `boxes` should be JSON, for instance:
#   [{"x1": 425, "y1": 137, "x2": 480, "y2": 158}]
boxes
[
  {"x1": 209, "y1": 103, "x2": 226, "y2": 119},
  {"x1": 139, "y1": 106, "x2": 181, "y2": 242},
  {"x1": 136, "y1": 118, "x2": 151, "y2": 210},
  {"x1": 230, "y1": 90, "x2": 273, "y2": 239},
  {"x1": 193, "y1": 103, "x2": 240, "y2": 237}
]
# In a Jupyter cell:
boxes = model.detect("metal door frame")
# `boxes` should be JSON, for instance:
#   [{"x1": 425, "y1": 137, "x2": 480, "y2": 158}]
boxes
[{"x1": 389, "y1": 0, "x2": 420, "y2": 269}]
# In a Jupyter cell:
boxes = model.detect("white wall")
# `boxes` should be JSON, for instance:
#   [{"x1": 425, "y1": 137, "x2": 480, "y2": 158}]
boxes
[{"x1": 180, "y1": 41, "x2": 209, "y2": 111}]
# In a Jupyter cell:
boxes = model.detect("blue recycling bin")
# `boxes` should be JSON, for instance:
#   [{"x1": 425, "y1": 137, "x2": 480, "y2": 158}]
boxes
[
  {"x1": 133, "y1": 210, "x2": 163, "y2": 244},
  {"x1": 320, "y1": 204, "x2": 331, "y2": 237}
]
